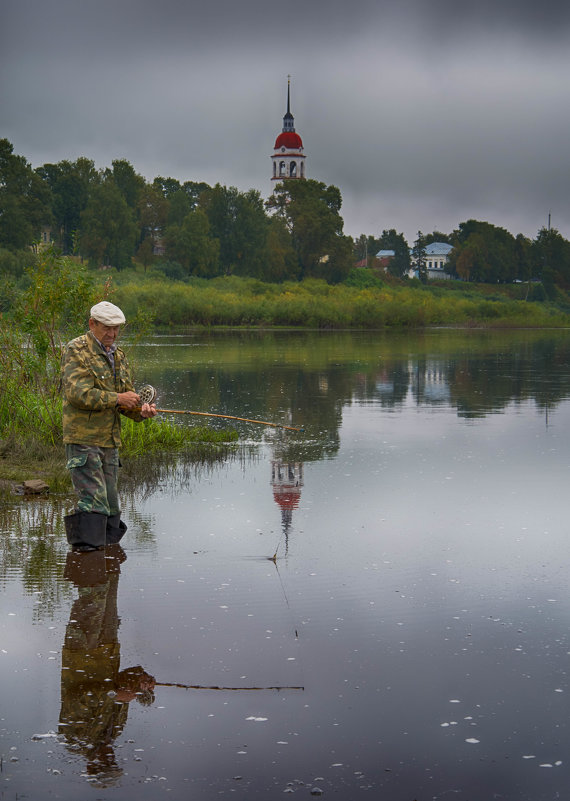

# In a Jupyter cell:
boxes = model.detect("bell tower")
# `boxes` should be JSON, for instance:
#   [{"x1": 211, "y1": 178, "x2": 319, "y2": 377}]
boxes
[{"x1": 271, "y1": 77, "x2": 306, "y2": 181}]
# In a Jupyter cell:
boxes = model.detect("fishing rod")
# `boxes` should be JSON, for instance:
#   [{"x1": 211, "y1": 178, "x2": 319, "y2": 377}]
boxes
[
  {"x1": 156, "y1": 682, "x2": 304, "y2": 691},
  {"x1": 152, "y1": 409, "x2": 303, "y2": 432},
  {"x1": 131, "y1": 385, "x2": 304, "y2": 432}
]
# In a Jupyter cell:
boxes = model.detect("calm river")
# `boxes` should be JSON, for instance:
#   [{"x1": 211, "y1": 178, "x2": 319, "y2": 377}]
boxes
[{"x1": 2, "y1": 329, "x2": 570, "y2": 800}]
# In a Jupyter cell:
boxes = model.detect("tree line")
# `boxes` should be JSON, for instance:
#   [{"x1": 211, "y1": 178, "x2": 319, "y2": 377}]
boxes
[
  {"x1": 0, "y1": 139, "x2": 352, "y2": 284},
  {"x1": 356, "y1": 222, "x2": 570, "y2": 296},
  {"x1": 2, "y1": 138, "x2": 570, "y2": 293}
]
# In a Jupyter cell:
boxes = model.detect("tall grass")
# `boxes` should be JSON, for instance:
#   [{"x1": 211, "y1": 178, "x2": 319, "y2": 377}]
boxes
[
  {"x1": 120, "y1": 416, "x2": 238, "y2": 456},
  {"x1": 114, "y1": 275, "x2": 570, "y2": 329}
]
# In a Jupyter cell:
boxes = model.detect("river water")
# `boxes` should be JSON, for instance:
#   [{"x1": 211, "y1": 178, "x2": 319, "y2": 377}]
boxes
[{"x1": 2, "y1": 329, "x2": 570, "y2": 800}]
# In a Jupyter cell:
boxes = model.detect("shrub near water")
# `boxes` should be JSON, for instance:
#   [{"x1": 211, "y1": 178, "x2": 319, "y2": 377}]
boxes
[
  {"x1": 115, "y1": 276, "x2": 570, "y2": 328},
  {"x1": 0, "y1": 251, "x2": 97, "y2": 446},
  {"x1": 0, "y1": 252, "x2": 236, "y2": 473}
]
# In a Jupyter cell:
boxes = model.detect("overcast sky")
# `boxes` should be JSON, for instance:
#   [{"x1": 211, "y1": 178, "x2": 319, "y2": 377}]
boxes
[{"x1": 2, "y1": 0, "x2": 570, "y2": 244}]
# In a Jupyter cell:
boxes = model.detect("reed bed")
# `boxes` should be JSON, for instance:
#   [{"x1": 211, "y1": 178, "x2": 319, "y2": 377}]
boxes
[{"x1": 115, "y1": 276, "x2": 570, "y2": 329}]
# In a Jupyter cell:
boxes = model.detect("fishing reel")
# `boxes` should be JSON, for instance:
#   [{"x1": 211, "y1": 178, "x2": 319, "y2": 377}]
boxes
[{"x1": 138, "y1": 384, "x2": 157, "y2": 405}]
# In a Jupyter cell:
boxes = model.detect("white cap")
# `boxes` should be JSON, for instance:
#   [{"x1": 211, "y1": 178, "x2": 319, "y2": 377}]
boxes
[{"x1": 90, "y1": 301, "x2": 126, "y2": 325}]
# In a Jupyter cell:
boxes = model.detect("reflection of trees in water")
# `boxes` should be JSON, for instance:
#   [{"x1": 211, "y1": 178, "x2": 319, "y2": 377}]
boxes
[
  {"x1": 0, "y1": 499, "x2": 72, "y2": 620},
  {"x1": 447, "y1": 338, "x2": 570, "y2": 418},
  {"x1": 144, "y1": 366, "x2": 343, "y2": 461},
  {"x1": 346, "y1": 338, "x2": 570, "y2": 419},
  {"x1": 136, "y1": 330, "x2": 570, "y2": 432},
  {"x1": 142, "y1": 336, "x2": 570, "y2": 449}
]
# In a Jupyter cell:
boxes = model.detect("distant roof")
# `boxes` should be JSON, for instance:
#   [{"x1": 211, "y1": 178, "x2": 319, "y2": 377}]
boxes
[
  {"x1": 425, "y1": 242, "x2": 453, "y2": 255},
  {"x1": 376, "y1": 249, "x2": 395, "y2": 258}
]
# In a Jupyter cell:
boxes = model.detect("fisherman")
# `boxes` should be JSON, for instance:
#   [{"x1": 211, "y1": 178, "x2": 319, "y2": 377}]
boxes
[{"x1": 61, "y1": 301, "x2": 156, "y2": 551}]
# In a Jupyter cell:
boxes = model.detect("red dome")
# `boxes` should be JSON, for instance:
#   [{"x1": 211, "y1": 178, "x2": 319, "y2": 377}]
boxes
[{"x1": 274, "y1": 131, "x2": 303, "y2": 150}]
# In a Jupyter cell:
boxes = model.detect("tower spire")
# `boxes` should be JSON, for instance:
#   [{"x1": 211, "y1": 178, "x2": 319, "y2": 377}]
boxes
[
  {"x1": 283, "y1": 75, "x2": 295, "y2": 133},
  {"x1": 271, "y1": 77, "x2": 306, "y2": 181}
]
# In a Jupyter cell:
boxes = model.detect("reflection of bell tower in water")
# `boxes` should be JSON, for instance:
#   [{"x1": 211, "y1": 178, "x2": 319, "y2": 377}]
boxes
[
  {"x1": 271, "y1": 460, "x2": 303, "y2": 555},
  {"x1": 271, "y1": 77, "x2": 306, "y2": 182}
]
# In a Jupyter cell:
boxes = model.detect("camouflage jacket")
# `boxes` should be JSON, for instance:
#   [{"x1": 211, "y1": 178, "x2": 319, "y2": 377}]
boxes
[{"x1": 61, "y1": 332, "x2": 143, "y2": 447}]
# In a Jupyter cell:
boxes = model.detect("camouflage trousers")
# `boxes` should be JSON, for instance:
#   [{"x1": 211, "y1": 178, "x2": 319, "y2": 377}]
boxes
[{"x1": 65, "y1": 444, "x2": 121, "y2": 516}]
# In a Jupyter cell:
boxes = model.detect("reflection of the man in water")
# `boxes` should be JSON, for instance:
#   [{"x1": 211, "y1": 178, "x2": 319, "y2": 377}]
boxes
[{"x1": 59, "y1": 545, "x2": 155, "y2": 787}]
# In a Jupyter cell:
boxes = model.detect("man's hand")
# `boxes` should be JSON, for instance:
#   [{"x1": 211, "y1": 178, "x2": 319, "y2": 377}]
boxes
[
  {"x1": 117, "y1": 391, "x2": 140, "y2": 409},
  {"x1": 141, "y1": 403, "x2": 157, "y2": 419}
]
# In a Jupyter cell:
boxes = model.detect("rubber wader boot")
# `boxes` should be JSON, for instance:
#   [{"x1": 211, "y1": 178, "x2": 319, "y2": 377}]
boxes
[
  {"x1": 64, "y1": 510, "x2": 107, "y2": 552},
  {"x1": 106, "y1": 513, "x2": 128, "y2": 545}
]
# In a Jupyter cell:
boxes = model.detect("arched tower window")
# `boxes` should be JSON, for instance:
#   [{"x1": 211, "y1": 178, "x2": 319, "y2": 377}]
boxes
[
  {"x1": 289, "y1": 162, "x2": 297, "y2": 178},
  {"x1": 279, "y1": 161, "x2": 286, "y2": 177}
]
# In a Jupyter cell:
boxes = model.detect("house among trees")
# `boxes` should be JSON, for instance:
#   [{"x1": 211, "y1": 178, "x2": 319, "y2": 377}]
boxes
[
  {"x1": 424, "y1": 242, "x2": 453, "y2": 279},
  {"x1": 376, "y1": 249, "x2": 395, "y2": 270}
]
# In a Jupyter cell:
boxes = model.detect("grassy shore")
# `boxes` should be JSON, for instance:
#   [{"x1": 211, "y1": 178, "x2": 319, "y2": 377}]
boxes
[
  {"x1": 0, "y1": 417, "x2": 238, "y2": 499},
  {"x1": 111, "y1": 272, "x2": 570, "y2": 329}
]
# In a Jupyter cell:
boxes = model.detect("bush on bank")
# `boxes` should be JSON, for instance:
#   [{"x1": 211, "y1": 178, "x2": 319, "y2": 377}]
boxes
[
  {"x1": 0, "y1": 252, "x2": 236, "y2": 478},
  {"x1": 114, "y1": 275, "x2": 570, "y2": 329}
]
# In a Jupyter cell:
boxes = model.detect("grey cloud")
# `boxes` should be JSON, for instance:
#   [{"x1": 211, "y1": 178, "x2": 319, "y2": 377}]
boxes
[
  {"x1": 2, "y1": 0, "x2": 570, "y2": 247},
  {"x1": 5, "y1": 0, "x2": 570, "y2": 59}
]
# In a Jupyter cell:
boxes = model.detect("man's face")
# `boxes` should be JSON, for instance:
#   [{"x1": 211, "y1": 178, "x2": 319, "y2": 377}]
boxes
[{"x1": 89, "y1": 318, "x2": 121, "y2": 349}]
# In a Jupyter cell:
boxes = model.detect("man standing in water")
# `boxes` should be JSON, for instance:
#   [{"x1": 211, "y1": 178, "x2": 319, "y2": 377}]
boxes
[{"x1": 61, "y1": 301, "x2": 156, "y2": 551}]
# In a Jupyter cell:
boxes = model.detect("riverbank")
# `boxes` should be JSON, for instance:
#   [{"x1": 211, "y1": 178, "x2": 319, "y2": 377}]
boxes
[
  {"x1": 0, "y1": 418, "x2": 238, "y2": 500},
  {"x1": 112, "y1": 273, "x2": 570, "y2": 329}
]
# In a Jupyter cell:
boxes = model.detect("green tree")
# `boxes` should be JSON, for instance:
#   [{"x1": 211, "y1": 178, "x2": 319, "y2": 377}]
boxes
[
  {"x1": 153, "y1": 176, "x2": 182, "y2": 198},
  {"x1": 424, "y1": 231, "x2": 451, "y2": 245},
  {"x1": 109, "y1": 159, "x2": 145, "y2": 211},
  {"x1": 182, "y1": 180, "x2": 210, "y2": 208},
  {"x1": 201, "y1": 185, "x2": 268, "y2": 277},
  {"x1": 264, "y1": 217, "x2": 299, "y2": 282},
  {"x1": 377, "y1": 229, "x2": 410, "y2": 278},
  {"x1": 164, "y1": 208, "x2": 220, "y2": 277},
  {"x1": 412, "y1": 231, "x2": 427, "y2": 283},
  {"x1": 353, "y1": 234, "x2": 383, "y2": 267},
  {"x1": 136, "y1": 237, "x2": 155, "y2": 271},
  {"x1": 79, "y1": 178, "x2": 138, "y2": 269},
  {"x1": 514, "y1": 233, "x2": 533, "y2": 287},
  {"x1": 36, "y1": 157, "x2": 98, "y2": 254},
  {"x1": 166, "y1": 189, "x2": 193, "y2": 227},
  {"x1": 532, "y1": 227, "x2": 570, "y2": 293},
  {"x1": 449, "y1": 220, "x2": 517, "y2": 283},
  {"x1": 138, "y1": 183, "x2": 169, "y2": 255},
  {"x1": 267, "y1": 180, "x2": 352, "y2": 282},
  {"x1": 0, "y1": 139, "x2": 52, "y2": 250}
]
